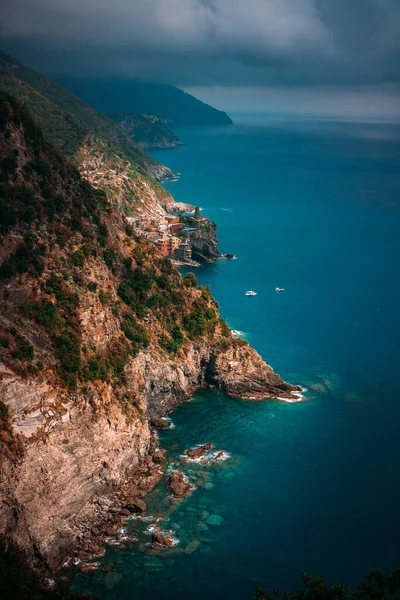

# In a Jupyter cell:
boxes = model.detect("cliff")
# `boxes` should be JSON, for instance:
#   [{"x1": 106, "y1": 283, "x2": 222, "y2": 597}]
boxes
[
  {"x1": 110, "y1": 112, "x2": 183, "y2": 150},
  {"x1": 55, "y1": 79, "x2": 233, "y2": 127},
  {"x1": 186, "y1": 220, "x2": 221, "y2": 262},
  {"x1": 0, "y1": 92, "x2": 297, "y2": 572}
]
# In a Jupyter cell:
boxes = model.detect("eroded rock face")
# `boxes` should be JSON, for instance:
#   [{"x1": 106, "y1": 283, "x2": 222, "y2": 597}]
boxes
[
  {"x1": 166, "y1": 471, "x2": 194, "y2": 499},
  {"x1": 206, "y1": 343, "x2": 301, "y2": 400},
  {"x1": 186, "y1": 223, "x2": 221, "y2": 262},
  {"x1": 0, "y1": 369, "x2": 151, "y2": 570}
]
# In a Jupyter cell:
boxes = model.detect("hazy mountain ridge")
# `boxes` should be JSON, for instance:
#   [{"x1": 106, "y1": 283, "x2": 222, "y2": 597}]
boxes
[{"x1": 55, "y1": 78, "x2": 233, "y2": 127}]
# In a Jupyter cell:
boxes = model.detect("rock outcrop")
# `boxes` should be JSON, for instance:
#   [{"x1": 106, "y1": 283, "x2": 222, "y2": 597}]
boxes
[
  {"x1": 185, "y1": 221, "x2": 221, "y2": 262},
  {"x1": 205, "y1": 344, "x2": 298, "y2": 400},
  {"x1": 185, "y1": 443, "x2": 213, "y2": 459},
  {"x1": 166, "y1": 471, "x2": 194, "y2": 499},
  {"x1": 152, "y1": 528, "x2": 174, "y2": 547}
]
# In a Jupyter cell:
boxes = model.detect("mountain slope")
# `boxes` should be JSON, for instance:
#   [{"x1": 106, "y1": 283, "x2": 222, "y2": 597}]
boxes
[
  {"x1": 0, "y1": 91, "x2": 297, "y2": 569},
  {"x1": 56, "y1": 79, "x2": 233, "y2": 127},
  {"x1": 110, "y1": 112, "x2": 183, "y2": 149},
  {"x1": 0, "y1": 50, "x2": 172, "y2": 181}
]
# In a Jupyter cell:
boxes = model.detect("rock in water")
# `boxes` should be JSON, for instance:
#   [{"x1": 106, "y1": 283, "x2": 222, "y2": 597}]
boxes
[
  {"x1": 166, "y1": 471, "x2": 194, "y2": 499},
  {"x1": 151, "y1": 417, "x2": 171, "y2": 429},
  {"x1": 185, "y1": 443, "x2": 213, "y2": 459},
  {"x1": 184, "y1": 540, "x2": 201, "y2": 554},
  {"x1": 152, "y1": 529, "x2": 174, "y2": 547},
  {"x1": 214, "y1": 451, "x2": 225, "y2": 460},
  {"x1": 206, "y1": 514, "x2": 224, "y2": 526}
]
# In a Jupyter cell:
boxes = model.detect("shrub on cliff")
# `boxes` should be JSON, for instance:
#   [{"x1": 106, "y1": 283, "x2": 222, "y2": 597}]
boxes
[{"x1": 183, "y1": 297, "x2": 217, "y2": 339}]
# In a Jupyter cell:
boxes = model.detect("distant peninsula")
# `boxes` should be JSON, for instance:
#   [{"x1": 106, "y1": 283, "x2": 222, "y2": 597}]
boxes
[{"x1": 54, "y1": 78, "x2": 233, "y2": 128}]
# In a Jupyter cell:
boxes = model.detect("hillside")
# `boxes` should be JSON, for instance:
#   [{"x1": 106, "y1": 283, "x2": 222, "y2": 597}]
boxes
[
  {"x1": 55, "y1": 78, "x2": 233, "y2": 127},
  {"x1": 0, "y1": 51, "x2": 223, "y2": 263},
  {"x1": 0, "y1": 91, "x2": 297, "y2": 571},
  {"x1": 110, "y1": 112, "x2": 183, "y2": 149},
  {"x1": 0, "y1": 50, "x2": 172, "y2": 182}
]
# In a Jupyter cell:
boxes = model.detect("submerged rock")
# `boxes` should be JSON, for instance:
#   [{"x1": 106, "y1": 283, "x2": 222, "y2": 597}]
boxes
[
  {"x1": 199, "y1": 511, "x2": 209, "y2": 520},
  {"x1": 166, "y1": 471, "x2": 194, "y2": 499},
  {"x1": 185, "y1": 443, "x2": 213, "y2": 459},
  {"x1": 206, "y1": 514, "x2": 224, "y2": 526},
  {"x1": 202, "y1": 482, "x2": 214, "y2": 490},
  {"x1": 184, "y1": 540, "x2": 201, "y2": 555}
]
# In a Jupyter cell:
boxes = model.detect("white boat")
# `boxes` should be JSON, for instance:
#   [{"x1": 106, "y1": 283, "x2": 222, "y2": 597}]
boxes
[
  {"x1": 245, "y1": 290, "x2": 257, "y2": 296},
  {"x1": 275, "y1": 287, "x2": 285, "y2": 292}
]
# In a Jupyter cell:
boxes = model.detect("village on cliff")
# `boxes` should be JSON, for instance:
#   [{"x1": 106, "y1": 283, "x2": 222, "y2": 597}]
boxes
[{"x1": 128, "y1": 206, "x2": 203, "y2": 267}]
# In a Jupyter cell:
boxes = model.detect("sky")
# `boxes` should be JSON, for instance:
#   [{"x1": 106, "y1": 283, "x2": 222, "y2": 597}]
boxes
[{"x1": 1, "y1": 0, "x2": 400, "y2": 116}]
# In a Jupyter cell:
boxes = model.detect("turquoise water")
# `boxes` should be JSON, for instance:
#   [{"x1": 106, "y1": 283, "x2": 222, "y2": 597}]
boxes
[{"x1": 71, "y1": 116, "x2": 400, "y2": 598}]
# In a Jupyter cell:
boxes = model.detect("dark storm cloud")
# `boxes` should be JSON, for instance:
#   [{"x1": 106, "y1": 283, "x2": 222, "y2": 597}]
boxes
[{"x1": 0, "y1": 0, "x2": 399, "y2": 86}]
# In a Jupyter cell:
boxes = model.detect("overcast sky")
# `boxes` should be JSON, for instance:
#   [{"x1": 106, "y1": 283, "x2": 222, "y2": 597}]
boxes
[{"x1": 1, "y1": 0, "x2": 400, "y2": 116}]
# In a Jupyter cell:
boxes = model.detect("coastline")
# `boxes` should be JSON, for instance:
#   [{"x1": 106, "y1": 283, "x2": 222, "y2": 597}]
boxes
[{"x1": 0, "y1": 105, "x2": 300, "y2": 589}]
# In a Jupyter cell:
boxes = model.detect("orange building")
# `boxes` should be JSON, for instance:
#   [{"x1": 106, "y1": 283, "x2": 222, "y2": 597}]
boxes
[{"x1": 154, "y1": 233, "x2": 181, "y2": 257}]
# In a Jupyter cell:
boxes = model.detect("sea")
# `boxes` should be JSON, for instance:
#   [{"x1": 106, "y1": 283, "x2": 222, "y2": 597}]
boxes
[{"x1": 70, "y1": 114, "x2": 400, "y2": 599}]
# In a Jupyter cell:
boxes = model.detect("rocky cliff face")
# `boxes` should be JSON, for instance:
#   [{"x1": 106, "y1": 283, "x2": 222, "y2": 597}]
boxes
[
  {"x1": 0, "y1": 330, "x2": 296, "y2": 570},
  {"x1": 187, "y1": 222, "x2": 221, "y2": 262},
  {"x1": 0, "y1": 92, "x2": 298, "y2": 572}
]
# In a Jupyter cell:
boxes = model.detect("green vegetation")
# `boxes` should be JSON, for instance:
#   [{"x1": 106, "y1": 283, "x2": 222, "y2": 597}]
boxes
[
  {"x1": 159, "y1": 325, "x2": 184, "y2": 355},
  {"x1": 183, "y1": 272, "x2": 198, "y2": 287},
  {"x1": 253, "y1": 569, "x2": 400, "y2": 599},
  {"x1": 0, "y1": 234, "x2": 46, "y2": 279},
  {"x1": 183, "y1": 296, "x2": 217, "y2": 339},
  {"x1": 81, "y1": 357, "x2": 108, "y2": 382},
  {"x1": 10, "y1": 335, "x2": 34, "y2": 361},
  {"x1": 120, "y1": 312, "x2": 149, "y2": 356},
  {"x1": 23, "y1": 275, "x2": 81, "y2": 387},
  {"x1": 219, "y1": 318, "x2": 231, "y2": 338}
]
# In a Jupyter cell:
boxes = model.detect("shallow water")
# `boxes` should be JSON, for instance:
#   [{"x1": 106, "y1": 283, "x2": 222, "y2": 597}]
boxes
[{"x1": 70, "y1": 115, "x2": 400, "y2": 598}]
